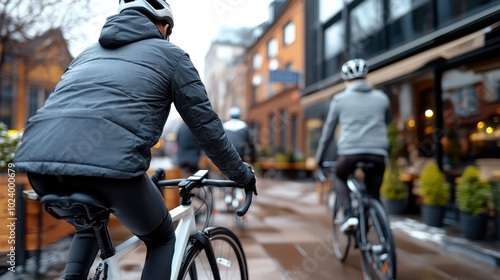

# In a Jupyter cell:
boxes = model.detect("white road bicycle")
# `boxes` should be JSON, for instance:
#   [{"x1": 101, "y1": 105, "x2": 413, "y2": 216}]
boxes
[{"x1": 23, "y1": 169, "x2": 256, "y2": 280}]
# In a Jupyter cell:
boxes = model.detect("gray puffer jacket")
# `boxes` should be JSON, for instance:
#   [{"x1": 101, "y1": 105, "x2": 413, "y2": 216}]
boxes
[
  {"x1": 316, "y1": 80, "x2": 391, "y2": 163},
  {"x1": 14, "y1": 10, "x2": 253, "y2": 186}
]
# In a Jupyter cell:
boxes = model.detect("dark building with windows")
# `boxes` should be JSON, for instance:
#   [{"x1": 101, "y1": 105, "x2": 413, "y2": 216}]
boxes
[{"x1": 303, "y1": 0, "x2": 500, "y2": 177}]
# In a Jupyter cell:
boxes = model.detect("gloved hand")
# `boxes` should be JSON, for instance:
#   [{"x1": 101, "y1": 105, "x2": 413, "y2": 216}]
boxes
[
  {"x1": 151, "y1": 168, "x2": 165, "y2": 186},
  {"x1": 241, "y1": 162, "x2": 258, "y2": 195},
  {"x1": 316, "y1": 161, "x2": 326, "y2": 183}
]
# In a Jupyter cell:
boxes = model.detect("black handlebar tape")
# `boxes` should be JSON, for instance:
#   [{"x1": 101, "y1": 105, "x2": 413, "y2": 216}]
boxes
[{"x1": 236, "y1": 187, "x2": 254, "y2": 217}]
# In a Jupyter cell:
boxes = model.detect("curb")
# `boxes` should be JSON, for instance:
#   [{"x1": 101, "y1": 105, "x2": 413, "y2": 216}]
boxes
[{"x1": 391, "y1": 217, "x2": 500, "y2": 268}]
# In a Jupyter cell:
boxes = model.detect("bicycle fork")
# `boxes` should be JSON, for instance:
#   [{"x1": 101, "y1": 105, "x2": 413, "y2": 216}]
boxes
[{"x1": 191, "y1": 230, "x2": 222, "y2": 280}]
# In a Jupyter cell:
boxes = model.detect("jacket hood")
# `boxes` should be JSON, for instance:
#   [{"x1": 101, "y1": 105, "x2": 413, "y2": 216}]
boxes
[
  {"x1": 99, "y1": 10, "x2": 164, "y2": 49},
  {"x1": 348, "y1": 80, "x2": 372, "y2": 92}
]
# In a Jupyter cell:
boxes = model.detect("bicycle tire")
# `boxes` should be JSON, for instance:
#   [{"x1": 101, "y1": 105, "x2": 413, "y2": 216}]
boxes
[
  {"x1": 331, "y1": 190, "x2": 351, "y2": 261},
  {"x1": 178, "y1": 227, "x2": 248, "y2": 280},
  {"x1": 360, "y1": 198, "x2": 397, "y2": 280}
]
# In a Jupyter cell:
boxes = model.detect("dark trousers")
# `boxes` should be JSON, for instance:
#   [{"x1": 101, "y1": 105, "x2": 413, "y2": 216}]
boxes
[
  {"x1": 333, "y1": 154, "x2": 386, "y2": 216},
  {"x1": 27, "y1": 173, "x2": 176, "y2": 280}
]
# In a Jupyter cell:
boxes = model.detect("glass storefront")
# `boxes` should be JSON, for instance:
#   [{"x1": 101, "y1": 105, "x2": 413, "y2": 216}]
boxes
[{"x1": 388, "y1": 57, "x2": 500, "y2": 175}]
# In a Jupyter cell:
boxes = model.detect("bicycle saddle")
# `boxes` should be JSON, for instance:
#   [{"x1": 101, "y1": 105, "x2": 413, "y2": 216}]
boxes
[
  {"x1": 356, "y1": 161, "x2": 375, "y2": 170},
  {"x1": 41, "y1": 193, "x2": 111, "y2": 226}
]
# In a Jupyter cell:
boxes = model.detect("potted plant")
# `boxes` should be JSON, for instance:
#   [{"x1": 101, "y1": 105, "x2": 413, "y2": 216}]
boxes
[
  {"x1": 491, "y1": 182, "x2": 500, "y2": 240},
  {"x1": 381, "y1": 165, "x2": 407, "y2": 215},
  {"x1": 380, "y1": 122, "x2": 407, "y2": 215},
  {"x1": 455, "y1": 165, "x2": 491, "y2": 240},
  {"x1": 419, "y1": 162, "x2": 450, "y2": 227},
  {"x1": 0, "y1": 122, "x2": 22, "y2": 169}
]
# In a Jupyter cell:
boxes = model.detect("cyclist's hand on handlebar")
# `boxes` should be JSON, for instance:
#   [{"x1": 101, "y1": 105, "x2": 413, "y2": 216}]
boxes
[
  {"x1": 241, "y1": 162, "x2": 257, "y2": 195},
  {"x1": 316, "y1": 161, "x2": 326, "y2": 183},
  {"x1": 151, "y1": 168, "x2": 165, "y2": 185}
]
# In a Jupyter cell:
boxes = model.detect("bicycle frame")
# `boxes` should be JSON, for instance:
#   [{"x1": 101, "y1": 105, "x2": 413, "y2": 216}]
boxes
[{"x1": 91, "y1": 188, "x2": 198, "y2": 280}]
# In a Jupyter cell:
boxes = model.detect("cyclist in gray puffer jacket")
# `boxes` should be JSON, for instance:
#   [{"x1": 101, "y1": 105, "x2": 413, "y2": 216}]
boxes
[
  {"x1": 316, "y1": 58, "x2": 391, "y2": 235},
  {"x1": 14, "y1": 1, "x2": 256, "y2": 279}
]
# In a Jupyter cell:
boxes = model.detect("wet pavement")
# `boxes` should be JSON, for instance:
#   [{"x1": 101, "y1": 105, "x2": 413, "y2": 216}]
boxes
[{"x1": 2, "y1": 178, "x2": 500, "y2": 279}]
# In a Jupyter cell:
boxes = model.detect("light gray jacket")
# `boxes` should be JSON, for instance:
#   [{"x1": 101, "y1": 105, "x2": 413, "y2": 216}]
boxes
[{"x1": 316, "y1": 80, "x2": 391, "y2": 163}]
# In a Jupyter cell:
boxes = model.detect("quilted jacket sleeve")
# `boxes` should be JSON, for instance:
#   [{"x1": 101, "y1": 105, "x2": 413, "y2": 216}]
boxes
[{"x1": 170, "y1": 53, "x2": 253, "y2": 186}]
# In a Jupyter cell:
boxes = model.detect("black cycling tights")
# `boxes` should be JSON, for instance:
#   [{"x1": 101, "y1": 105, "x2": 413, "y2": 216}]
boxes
[
  {"x1": 27, "y1": 173, "x2": 176, "y2": 280},
  {"x1": 333, "y1": 154, "x2": 386, "y2": 217}
]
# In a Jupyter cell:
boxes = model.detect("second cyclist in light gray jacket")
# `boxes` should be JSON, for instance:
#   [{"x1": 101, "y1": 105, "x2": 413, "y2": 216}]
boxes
[{"x1": 316, "y1": 58, "x2": 391, "y2": 234}]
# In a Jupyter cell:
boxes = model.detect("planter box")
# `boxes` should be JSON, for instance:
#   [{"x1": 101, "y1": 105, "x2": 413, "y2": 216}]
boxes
[{"x1": 0, "y1": 173, "x2": 75, "y2": 252}]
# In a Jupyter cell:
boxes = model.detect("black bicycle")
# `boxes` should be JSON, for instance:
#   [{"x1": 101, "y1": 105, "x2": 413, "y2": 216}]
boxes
[{"x1": 318, "y1": 161, "x2": 397, "y2": 280}]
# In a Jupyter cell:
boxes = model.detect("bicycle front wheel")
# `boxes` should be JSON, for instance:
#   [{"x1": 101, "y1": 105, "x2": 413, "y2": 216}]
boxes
[
  {"x1": 331, "y1": 190, "x2": 351, "y2": 261},
  {"x1": 360, "y1": 198, "x2": 397, "y2": 280},
  {"x1": 178, "y1": 227, "x2": 248, "y2": 280}
]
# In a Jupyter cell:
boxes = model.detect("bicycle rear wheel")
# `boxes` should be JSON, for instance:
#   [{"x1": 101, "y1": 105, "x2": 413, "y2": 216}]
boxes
[
  {"x1": 360, "y1": 198, "x2": 397, "y2": 280},
  {"x1": 331, "y1": 190, "x2": 351, "y2": 261},
  {"x1": 178, "y1": 227, "x2": 248, "y2": 280}
]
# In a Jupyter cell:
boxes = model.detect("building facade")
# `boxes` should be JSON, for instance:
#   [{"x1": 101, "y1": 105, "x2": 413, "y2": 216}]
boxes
[
  {"x1": 246, "y1": 0, "x2": 306, "y2": 159},
  {"x1": 303, "y1": 0, "x2": 500, "y2": 172},
  {"x1": 0, "y1": 28, "x2": 72, "y2": 130},
  {"x1": 204, "y1": 27, "x2": 257, "y2": 121}
]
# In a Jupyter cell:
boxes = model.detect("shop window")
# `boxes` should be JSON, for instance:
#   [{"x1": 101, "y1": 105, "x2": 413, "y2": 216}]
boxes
[
  {"x1": 280, "y1": 109, "x2": 287, "y2": 153},
  {"x1": 291, "y1": 114, "x2": 298, "y2": 152},
  {"x1": 269, "y1": 113, "x2": 276, "y2": 153},
  {"x1": 449, "y1": 86, "x2": 480, "y2": 118}
]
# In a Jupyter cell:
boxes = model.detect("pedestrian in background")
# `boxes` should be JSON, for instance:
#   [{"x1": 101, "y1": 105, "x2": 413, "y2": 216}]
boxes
[
  {"x1": 223, "y1": 107, "x2": 256, "y2": 209},
  {"x1": 176, "y1": 121, "x2": 202, "y2": 177}
]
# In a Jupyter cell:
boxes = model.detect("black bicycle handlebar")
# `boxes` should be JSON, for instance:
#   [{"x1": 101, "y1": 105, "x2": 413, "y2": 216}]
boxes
[{"x1": 155, "y1": 177, "x2": 255, "y2": 217}]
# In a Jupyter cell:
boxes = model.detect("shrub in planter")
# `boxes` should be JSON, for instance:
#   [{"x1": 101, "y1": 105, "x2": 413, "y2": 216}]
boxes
[
  {"x1": 381, "y1": 166, "x2": 407, "y2": 215},
  {"x1": 0, "y1": 122, "x2": 22, "y2": 168},
  {"x1": 455, "y1": 165, "x2": 491, "y2": 240},
  {"x1": 491, "y1": 182, "x2": 500, "y2": 240},
  {"x1": 419, "y1": 162, "x2": 450, "y2": 227}
]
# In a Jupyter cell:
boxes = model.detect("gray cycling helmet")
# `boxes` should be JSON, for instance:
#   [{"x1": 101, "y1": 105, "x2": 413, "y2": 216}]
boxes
[
  {"x1": 341, "y1": 59, "x2": 368, "y2": 81},
  {"x1": 119, "y1": 0, "x2": 174, "y2": 35}
]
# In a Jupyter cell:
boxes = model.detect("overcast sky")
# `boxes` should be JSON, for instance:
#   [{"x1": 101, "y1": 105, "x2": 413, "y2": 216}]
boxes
[{"x1": 72, "y1": 0, "x2": 272, "y2": 77}]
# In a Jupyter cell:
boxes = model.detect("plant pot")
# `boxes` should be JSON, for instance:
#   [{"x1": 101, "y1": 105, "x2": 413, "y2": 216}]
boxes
[
  {"x1": 421, "y1": 205, "x2": 446, "y2": 227},
  {"x1": 459, "y1": 212, "x2": 488, "y2": 240},
  {"x1": 383, "y1": 198, "x2": 406, "y2": 215},
  {"x1": 495, "y1": 216, "x2": 500, "y2": 241}
]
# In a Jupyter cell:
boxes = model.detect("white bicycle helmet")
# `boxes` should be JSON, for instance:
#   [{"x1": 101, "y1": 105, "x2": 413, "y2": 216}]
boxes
[
  {"x1": 119, "y1": 0, "x2": 174, "y2": 34},
  {"x1": 229, "y1": 107, "x2": 241, "y2": 119},
  {"x1": 341, "y1": 59, "x2": 369, "y2": 81}
]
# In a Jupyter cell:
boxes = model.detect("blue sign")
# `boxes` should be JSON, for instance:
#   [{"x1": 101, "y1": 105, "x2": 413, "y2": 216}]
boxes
[{"x1": 269, "y1": 70, "x2": 300, "y2": 84}]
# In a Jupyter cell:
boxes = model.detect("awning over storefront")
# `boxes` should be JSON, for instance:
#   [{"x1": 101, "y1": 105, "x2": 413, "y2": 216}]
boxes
[{"x1": 301, "y1": 28, "x2": 486, "y2": 108}]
